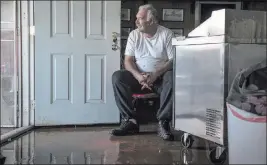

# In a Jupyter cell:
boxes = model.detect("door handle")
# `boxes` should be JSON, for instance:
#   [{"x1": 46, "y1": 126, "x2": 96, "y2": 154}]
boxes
[{"x1": 112, "y1": 32, "x2": 119, "y2": 51}]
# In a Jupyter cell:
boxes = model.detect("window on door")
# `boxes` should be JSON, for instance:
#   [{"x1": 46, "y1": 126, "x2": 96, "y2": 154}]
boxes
[{"x1": 1, "y1": 1, "x2": 17, "y2": 127}]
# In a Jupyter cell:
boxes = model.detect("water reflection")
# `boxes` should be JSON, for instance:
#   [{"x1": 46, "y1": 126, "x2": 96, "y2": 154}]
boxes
[{"x1": 1, "y1": 128, "x2": 218, "y2": 164}]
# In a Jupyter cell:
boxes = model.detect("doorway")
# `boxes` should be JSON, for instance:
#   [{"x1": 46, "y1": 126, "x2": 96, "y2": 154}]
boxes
[
  {"x1": 200, "y1": 4, "x2": 236, "y2": 24},
  {"x1": 1, "y1": 1, "x2": 35, "y2": 143},
  {"x1": 194, "y1": 1, "x2": 242, "y2": 27}
]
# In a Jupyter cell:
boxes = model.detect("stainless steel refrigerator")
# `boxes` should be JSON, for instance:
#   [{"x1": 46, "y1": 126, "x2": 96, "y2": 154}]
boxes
[{"x1": 172, "y1": 9, "x2": 266, "y2": 163}]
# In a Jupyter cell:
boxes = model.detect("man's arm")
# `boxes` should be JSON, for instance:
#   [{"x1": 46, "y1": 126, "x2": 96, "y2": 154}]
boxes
[
  {"x1": 124, "y1": 56, "x2": 141, "y2": 79},
  {"x1": 154, "y1": 59, "x2": 173, "y2": 77},
  {"x1": 155, "y1": 31, "x2": 175, "y2": 77},
  {"x1": 125, "y1": 56, "x2": 149, "y2": 88},
  {"x1": 145, "y1": 31, "x2": 175, "y2": 85},
  {"x1": 124, "y1": 31, "x2": 145, "y2": 84},
  {"x1": 146, "y1": 59, "x2": 173, "y2": 86}
]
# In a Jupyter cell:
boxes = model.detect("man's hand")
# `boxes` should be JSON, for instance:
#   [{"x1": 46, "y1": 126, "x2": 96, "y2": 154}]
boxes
[
  {"x1": 135, "y1": 72, "x2": 160, "y2": 91},
  {"x1": 146, "y1": 72, "x2": 160, "y2": 86},
  {"x1": 140, "y1": 72, "x2": 160, "y2": 91},
  {"x1": 141, "y1": 82, "x2": 152, "y2": 91},
  {"x1": 134, "y1": 73, "x2": 152, "y2": 91},
  {"x1": 134, "y1": 73, "x2": 147, "y2": 84}
]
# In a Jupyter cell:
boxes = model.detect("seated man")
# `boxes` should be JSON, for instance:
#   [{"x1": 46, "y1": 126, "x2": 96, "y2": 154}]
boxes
[{"x1": 111, "y1": 4, "x2": 175, "y2": 141}]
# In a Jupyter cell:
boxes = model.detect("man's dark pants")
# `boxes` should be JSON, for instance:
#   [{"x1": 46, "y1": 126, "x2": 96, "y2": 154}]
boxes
[{"x1": 112, "y1": 69, "x2": 173, "y2": 122}]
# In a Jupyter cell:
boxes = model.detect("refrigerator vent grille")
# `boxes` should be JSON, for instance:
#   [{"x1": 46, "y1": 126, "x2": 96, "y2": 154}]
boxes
[{"x1": 206, "y1": 108, "x2": 222, "y2": 139}]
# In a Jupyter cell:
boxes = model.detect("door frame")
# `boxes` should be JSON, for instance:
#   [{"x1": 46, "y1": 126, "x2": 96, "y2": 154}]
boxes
[
  {"x1": 0, "y1": 0, "x2": 35, "y2": 143},
  {"x1": 19, "y1": 0, "x2": 35, "y2": 127},
  {"x1": 194, "y1": 1, "x2": 242, "y2": 27}
]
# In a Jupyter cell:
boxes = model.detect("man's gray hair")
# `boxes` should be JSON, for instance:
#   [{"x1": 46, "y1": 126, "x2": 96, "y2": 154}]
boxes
[{"x1": 139, "y1": 4, "x2": 158, "y2": 23}]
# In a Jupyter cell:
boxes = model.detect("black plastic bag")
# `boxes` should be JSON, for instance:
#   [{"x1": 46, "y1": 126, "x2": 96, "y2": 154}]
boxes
[{"x1": 227, "y1": 60, "x2": 267, "y2": 116}]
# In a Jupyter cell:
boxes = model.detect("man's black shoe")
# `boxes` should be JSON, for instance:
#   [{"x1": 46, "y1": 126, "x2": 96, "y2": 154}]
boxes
[
  {"x1": 158, "y1": 120, "x2": 174, "y2": 141},
  {"x1": 111, "y1": 120, "x2": 139, "y2": 136}
]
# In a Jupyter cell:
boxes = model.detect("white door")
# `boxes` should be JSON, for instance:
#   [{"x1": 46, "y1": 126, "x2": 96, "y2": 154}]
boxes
[{"x1": 34, "y1": 1, "x2": 121, "y2": 126}]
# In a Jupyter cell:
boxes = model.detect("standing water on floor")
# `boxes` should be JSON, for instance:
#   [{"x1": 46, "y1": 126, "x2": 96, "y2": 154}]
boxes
[{"x1": 0, "y1": 126, "x2": 220, "y2": 164}]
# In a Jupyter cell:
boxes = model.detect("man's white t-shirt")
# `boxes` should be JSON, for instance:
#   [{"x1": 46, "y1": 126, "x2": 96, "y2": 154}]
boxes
[{"x1": 124, "y1": 25, "x2": 175, "y2": 73}]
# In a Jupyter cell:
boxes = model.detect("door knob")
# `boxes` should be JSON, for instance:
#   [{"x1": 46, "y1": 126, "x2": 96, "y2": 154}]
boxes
[
  {"x1": 112, "y1": 44, "x2": 119, "y2": 51},
  {"x1": 112, "y1": 32, "x2": 119, "y2": 51},
  {"x1": 112, "y1": 32, "x2": 119, "y2": 37}
]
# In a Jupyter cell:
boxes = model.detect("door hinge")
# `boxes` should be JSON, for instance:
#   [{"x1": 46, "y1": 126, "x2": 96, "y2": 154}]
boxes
[
  {"x1": 16, "y1": 91, "x2": 19, "y2": 112},
  {"x1": 16, "y1": 91, "x2": 20, "y2": 121},
  {"x1": 31, "y1": 100, "x2": 36, "y2": 110},
  {"x1": 16, "y1": 27, "x2": 20, "y2": 36}
]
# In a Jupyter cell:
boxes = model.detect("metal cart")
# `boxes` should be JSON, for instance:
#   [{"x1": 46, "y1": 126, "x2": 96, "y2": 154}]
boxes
[{"x1": 172, "y1": 9, "x2": 267, "y2": 164}]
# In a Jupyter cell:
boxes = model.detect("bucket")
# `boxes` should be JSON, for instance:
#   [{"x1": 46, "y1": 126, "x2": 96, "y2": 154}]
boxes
[{"x1": 227, "y1": 103, "x2": 266, "y2": 164}]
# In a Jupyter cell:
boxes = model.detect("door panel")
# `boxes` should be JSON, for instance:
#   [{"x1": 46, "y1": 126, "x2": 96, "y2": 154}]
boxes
[{"x1": 35, "y1": 1, "x2": 121, "y2": 125}]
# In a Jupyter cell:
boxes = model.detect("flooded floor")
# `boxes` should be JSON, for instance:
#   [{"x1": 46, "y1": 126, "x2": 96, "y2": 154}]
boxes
[{"x1": 0, "y1": 125, "x2": 227, "y2": 164}]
